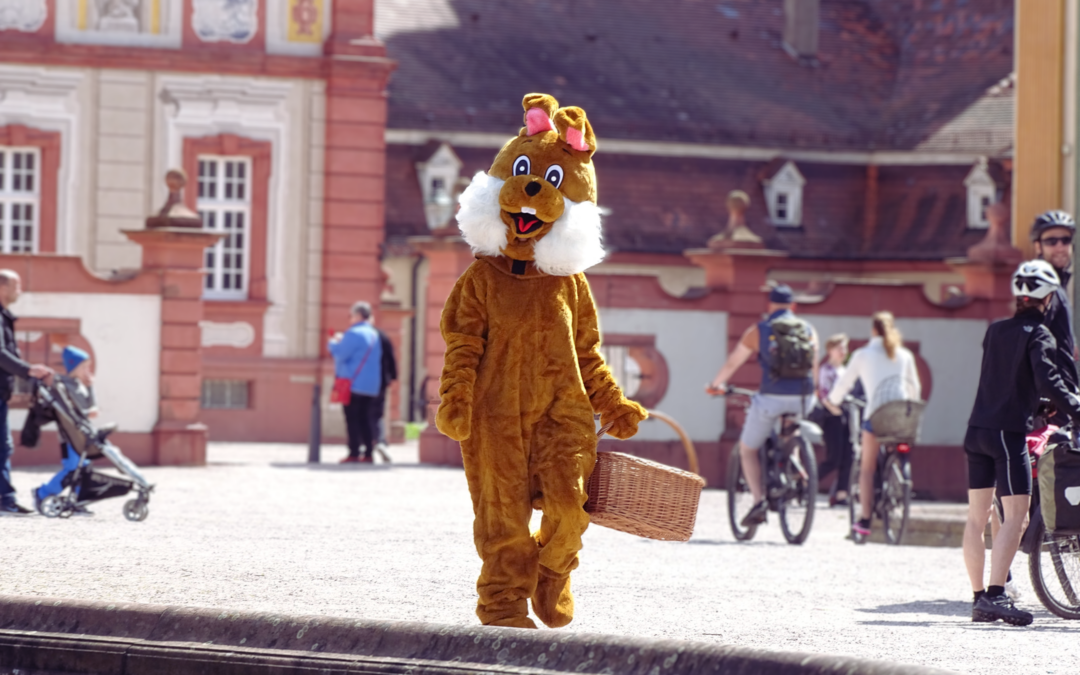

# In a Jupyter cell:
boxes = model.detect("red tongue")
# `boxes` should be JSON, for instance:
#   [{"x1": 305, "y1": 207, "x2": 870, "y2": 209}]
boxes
[{"x1": 517, "y1": 216, "x2": 533, "y2": 233}]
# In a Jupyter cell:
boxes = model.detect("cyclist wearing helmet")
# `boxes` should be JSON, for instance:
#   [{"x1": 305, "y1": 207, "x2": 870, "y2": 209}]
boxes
[
  {"x1": 1031, "y1": 209, "x2": 1078, "y2": 402},
  {"x1": 962, "y1": 260, "x2": 1080, "y2": 627}
]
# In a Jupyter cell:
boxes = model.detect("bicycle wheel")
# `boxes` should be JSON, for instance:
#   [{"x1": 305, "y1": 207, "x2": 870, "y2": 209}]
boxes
[
  {"x1": 779, "y1": 438, "x2": 818, "y2": 545},
  {"x1": 1028, "y1": 520, "x2": 1080, "y2": 620},
  {"x1": 881, "y1": 453, "x2": 911, "y2": 546},
  {"x1": 727, "y1": 449, "x2": 757, "y2": 541}
]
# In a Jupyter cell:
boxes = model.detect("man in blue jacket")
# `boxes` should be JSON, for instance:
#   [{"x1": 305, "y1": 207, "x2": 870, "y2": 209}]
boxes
[{"x1": 329, "y1": 301, "x2": 382, "y2": 463}]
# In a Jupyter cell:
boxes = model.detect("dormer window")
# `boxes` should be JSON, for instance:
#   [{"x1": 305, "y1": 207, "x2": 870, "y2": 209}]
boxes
[
  {"x1": 763, "y1": 161, "x2": 805, "y2": 227},
  {"x1": 416, "y1": 143, "x2": 463, "y2": 229},
  {"x1": 964, "y1": 157, "x2": 996, "y2": 229}
]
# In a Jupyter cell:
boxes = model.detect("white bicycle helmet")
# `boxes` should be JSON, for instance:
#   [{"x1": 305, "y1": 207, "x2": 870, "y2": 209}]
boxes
[
  {"x1": 1012, "y1": 260, "x2": 1060, "y2": 299},
  {"x1": 1031, "y1": 210, "x2": 1076, "y2": 241}
]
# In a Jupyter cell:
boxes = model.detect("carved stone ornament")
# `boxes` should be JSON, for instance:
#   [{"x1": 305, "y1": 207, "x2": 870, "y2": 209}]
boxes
[
  {"x1": 192, "y1": 0, "x2": 258, "y2": 43},
  {"x1": 96, "y1": 0, "x2": 140, "y2": 33},
  {"x1": 146, "y1": 169, "x2": 204, "y2": 229},
  {"x1": 0, "y1": 0, "x2": 47, "y2": 32}
]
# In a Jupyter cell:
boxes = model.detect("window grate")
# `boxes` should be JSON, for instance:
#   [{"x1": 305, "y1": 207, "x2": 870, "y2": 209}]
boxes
[{"x1": 201, "y1": 379, "x2": 250, "y2": 409}]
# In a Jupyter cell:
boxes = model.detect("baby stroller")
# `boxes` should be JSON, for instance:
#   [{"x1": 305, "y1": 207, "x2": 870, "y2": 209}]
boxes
[{"x1": 21, "y1": 378, "x2": 153, "y2": 521}]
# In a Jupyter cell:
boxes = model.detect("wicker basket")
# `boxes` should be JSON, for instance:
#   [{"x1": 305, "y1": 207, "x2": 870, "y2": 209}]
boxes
[{"x1": 584, "y1": 451, "x2": 706, "y2": 541}]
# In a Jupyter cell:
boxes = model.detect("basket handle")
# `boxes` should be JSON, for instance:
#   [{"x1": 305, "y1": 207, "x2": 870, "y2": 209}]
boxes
[
  {"x1": 596, "y1": 421, "x2": 615, "y2": 438},
  {"x1": 593, "y1": 411, "x2": 702, "y2": 479}
]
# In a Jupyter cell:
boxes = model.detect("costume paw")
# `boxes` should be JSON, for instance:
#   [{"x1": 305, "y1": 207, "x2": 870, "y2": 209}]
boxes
[
  {"x1": 602, "y1": 401, "x2": 648, "y2": 439},
  {"x1": 435, "y1": 401, "x2": 472, "y2": 441},
  {"x1": 532, "y1": 568, "x2": 574, "y2": 628}
]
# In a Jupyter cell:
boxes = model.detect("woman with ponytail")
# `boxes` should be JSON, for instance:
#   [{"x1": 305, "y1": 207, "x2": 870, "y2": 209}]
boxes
[{"x1": 825, "y1": 311, "x2": 921, "y2": 542}]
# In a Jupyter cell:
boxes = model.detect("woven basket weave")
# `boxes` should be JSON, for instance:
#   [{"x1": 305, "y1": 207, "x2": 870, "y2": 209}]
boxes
[{"x1": 584, "y1": 451, "x2": 706, "y2": 541}]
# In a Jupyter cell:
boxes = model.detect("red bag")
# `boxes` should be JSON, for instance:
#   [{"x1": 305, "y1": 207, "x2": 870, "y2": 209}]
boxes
[
  {"x1": 329, "y1": 342, "x2": 374, "y2": 405},
  {"x1": 329, "y1": 377, "x2": 352, "y2": 404}
]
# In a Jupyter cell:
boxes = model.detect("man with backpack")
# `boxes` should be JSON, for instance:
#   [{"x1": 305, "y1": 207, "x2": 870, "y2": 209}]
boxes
[{"x1": 707, "y1": 284, "x2": 818, "y2": 527}]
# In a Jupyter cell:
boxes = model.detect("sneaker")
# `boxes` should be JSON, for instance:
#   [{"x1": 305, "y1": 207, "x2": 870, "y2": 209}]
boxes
[
  {"x1": 375, "y1": 443, "x2": 392, "y2": 463},
  {"x1": 358, "y1": 456, "x2": 374, "y2": 464},
  {"x1": 72, "y1": 504, "x2": 94, "y2": 516},
  {"x1": 972, "y1": 599, "x2": 995, "y2": 623},
  {"x1": 0, "y1": 502, "x2": 34, "y2": 516},
  {"x1": 972, "y1": 593, "x2": 1033, "y2": 626},
  {"x1": 339, "y1": 456, "x2": 361, "y2": 464},
  {"x1": 740, "y1": 500, "x2": 768, "y2": 527},
  {"x1": 1005, "y1": 579, "x2": 1022, "y2": 601},
  {"x1": 852, "y1": 519, "x2": 871, "y2": 544}
]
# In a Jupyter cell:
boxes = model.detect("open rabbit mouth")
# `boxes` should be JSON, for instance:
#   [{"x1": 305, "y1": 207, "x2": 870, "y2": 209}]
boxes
[{"x1": 505, "y1": 210, "x2": 546, "y2": 236}]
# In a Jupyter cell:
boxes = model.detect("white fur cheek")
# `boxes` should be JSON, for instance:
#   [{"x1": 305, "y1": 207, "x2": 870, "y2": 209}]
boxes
[
  {"x1": 456, "y1": 172, "x2": 509, "y2": 257},
  {"x1": 533, "y1": 199, "x2": 606, "y2": 276}
]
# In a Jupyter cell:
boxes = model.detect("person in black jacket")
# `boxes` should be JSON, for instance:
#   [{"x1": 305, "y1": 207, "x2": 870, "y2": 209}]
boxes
[
  {"x1": 1031, "y1": 210, "x2": 1078, "y2": 407},
  {"x1": 372, "y1": 326, "x2": 398, "y2": 462},
  {"x1": 963, "y1": 260, "x2": 1080, "y2": 627},
  {"x1": 0, "y1": 270, "x2": 55, "y2": 516}
]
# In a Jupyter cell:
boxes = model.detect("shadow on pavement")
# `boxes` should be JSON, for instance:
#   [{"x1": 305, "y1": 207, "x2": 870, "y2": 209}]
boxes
[{"x1": 856, "y1": 598, "x2": 970, "y2": 617}]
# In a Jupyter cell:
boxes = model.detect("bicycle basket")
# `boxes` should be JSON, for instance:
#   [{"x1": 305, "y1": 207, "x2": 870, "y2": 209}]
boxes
[
  {"x1": 584, "y1": 451, "x2": 705, "y2": 542},
  {"x1": 867, "y1": 400, "x2": 926, "y2": 444}
]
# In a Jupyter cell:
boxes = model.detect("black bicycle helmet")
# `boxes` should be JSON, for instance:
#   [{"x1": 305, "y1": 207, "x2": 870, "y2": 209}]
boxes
[{"x1": 1030, "y1": 210, "x2": 1076, "y2": 242}]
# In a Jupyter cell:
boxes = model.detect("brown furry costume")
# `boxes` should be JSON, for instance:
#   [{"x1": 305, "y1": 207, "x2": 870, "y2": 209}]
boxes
[{"x1": 436, "y1": 94, "x2": 647, "y2": 629}]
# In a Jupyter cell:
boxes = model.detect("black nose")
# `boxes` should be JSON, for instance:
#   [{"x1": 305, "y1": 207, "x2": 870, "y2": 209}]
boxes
[{"x1": 524, "y1": 181, "x2": 541, "y2": 197}]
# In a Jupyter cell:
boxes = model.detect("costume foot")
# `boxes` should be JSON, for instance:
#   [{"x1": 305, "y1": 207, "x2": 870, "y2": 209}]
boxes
[
  {"x1": 532, "y1": 569, "x2": 574, "y2": 628},
  {"x1": 486, "y1": 616, "x2": 537, "y2": 629}
]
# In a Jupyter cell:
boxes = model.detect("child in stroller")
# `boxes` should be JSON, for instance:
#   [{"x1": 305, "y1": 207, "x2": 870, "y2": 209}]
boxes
[
  {"x1": 32, "y1": 347, "x2": 97, "y2": 515},
  {"x1": 21, "y1": 348, "x2": 153, "y2": 521}
]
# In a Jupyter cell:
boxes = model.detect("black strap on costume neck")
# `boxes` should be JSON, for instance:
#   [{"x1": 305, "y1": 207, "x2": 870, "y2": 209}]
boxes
[{"x1": 511, "y1": 259, "x2": 527, "y2": 275}]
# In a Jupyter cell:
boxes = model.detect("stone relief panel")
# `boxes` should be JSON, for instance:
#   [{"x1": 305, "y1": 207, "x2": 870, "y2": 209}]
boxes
[
  {"x1": 193, "y1": 0, "x2": 258, "y2": 44},
  {"x1": 0, "y1": 0, "x2": 47, "y2": 32},
  {"x1": 56, "y1": 0, "x2": 181, "y2": 47},
  {"x1": 96, "y1": 0, "x2": 140, "y2": 32}
]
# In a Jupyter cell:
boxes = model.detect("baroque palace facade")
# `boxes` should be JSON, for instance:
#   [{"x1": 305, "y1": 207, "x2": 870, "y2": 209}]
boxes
[
  {"x1": 0, "y1": 0, "x2": 394, "y2": 460},
  {"x1": 0, "y1": 0, "x2": 1039, "y2": 500}
]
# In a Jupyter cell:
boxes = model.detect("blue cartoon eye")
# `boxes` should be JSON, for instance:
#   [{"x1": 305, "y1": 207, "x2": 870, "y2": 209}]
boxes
[
  {"x1": 513, "y1": 155, "x2": 531, "y2": 176},
  {"x1": 544, "y1": 165, "x2": 564, "y2": 188}
]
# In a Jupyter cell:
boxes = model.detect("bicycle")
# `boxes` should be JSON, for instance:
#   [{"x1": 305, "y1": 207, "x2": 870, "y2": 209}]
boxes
[
  {"x1": 722, "y1": 387, "x2": 820, "y2": 545},
  {"x1": 846, "y1": 398, "x2": 924, "y2": 545},
  {"x1": 1015, "y1": 423, "x2": 1080, "y2": 620}
]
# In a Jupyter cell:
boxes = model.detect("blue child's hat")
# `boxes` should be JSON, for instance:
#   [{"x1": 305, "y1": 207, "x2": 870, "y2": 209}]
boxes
[
  {"x1": 62, "y1": 346, "x2": 89, "y2": 374},
  {"x1": 768, "y1": 284, "x2": 795, "y2": 304}
]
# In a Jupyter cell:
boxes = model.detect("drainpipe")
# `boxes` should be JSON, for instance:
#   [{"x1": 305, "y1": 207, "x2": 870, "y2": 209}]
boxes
[{"x1": 407, "y1": 253, "x2": 424, "y2": 422}]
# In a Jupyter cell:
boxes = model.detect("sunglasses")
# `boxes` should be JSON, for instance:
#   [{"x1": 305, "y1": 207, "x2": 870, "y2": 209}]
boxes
[{"x1": 1040, "y1": 235, "x2": 1073, "y2": 247}]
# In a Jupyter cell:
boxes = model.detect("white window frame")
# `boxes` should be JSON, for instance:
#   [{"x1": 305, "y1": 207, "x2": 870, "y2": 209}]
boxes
[
  {"x1": 198, "y1": 155, "x2": 252, "y2": 300},
  {"x1": 762, "y1": 160, "x2": 806, "y2": 227},
  {"x1": 964, "y1": 157, "x2": 995, "y2": 229},
  {"x1": 0, "y1": 147, "x2": 41, "y2": 254}
]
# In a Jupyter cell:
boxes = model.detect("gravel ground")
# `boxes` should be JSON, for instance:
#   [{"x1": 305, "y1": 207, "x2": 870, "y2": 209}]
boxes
[{"x1": 2, "y1": 441, "x2": 1077, "y2": 675}]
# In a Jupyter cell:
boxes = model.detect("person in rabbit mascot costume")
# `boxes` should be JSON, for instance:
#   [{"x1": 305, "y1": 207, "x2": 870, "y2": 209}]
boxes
[{"x1": 436, "y1": 93, "x2": 647, "y2": 629}]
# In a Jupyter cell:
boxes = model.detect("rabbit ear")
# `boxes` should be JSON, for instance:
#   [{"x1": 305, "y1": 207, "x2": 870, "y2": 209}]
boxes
[
  {"x1": 520, "y1": 93, "x2": 559, "y2": 136},
  {"x1": 524, "y1": 107, "x2": 556, "y2": 136},
  {"x1": 553, "y1": 107, "x2": 596, "y2": 155}
]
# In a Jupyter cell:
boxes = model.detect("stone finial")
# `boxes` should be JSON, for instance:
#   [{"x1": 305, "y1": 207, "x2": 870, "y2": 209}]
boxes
[
  {"x1": 966, "y1": 201, "x2": 1022, "y2": 266},
  {"x1": 146, "y1": 169, "x2": 203, "y2": 229},
  {"x1": 707, "y1": 190, "x2": 764, "y2": 249}
]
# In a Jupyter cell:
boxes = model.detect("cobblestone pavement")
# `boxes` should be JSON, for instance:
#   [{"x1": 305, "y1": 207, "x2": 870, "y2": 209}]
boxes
[{"x1": 2, "y1": 441, "x2": 1076, "y2": 675}]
